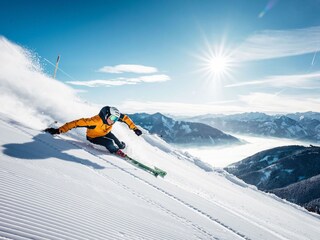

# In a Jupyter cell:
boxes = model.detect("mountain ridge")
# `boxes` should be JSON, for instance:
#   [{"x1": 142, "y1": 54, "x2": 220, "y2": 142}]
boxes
[
  {"x1": 225, "y1": 145, "x2": 320, "y2": 214},
  {"x1": 128, "y1": 112, "x2": 241, "y2": 146},
  {"x1": 184, "y1": 111, "x2": 320, "y2": 142}
]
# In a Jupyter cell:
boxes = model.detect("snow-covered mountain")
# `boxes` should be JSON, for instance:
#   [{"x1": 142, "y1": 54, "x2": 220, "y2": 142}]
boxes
[
  {"x1": 128, "y1": 112, "x2": 241, "y2": 146},
  {"x1": 225, "y1": 145, "x2": 320, "y2": 214},
  {"x1": 1, "y1": 36, "x2": 320, "y2": 240},
  {"x1": 187, "y1": 112, "x2": 320, "y2": 142},
  {"x1": 286, "y1": 112, "x2": 320, "y2": 122},
  {"x1": 287, "y1": 112, "x2": 320, "y2": 142}
]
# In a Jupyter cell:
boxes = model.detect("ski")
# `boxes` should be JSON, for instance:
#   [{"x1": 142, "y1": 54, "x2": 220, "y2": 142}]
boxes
[{"x1": 122, "y1": 155, "x2": 167, "y2": 178}]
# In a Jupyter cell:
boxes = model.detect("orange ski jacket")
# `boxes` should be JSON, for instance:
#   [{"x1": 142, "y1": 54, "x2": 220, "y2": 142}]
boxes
[{"x1": 58, "y1": 106, "x2": 137, "y2": 139}]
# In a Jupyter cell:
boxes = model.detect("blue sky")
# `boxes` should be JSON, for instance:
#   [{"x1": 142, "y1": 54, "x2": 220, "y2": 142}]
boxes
[{"x1": 1, "y1": 0, "x2": 320, "y2": 115}]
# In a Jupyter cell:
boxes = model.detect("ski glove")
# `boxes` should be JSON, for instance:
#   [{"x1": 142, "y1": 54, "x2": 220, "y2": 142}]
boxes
[
  {"x1": 44, "y1": 128, "x2": 60, "y2": 135},
  {"x1": 133, "y1": 128, "x2": 142, "y2": 136}
]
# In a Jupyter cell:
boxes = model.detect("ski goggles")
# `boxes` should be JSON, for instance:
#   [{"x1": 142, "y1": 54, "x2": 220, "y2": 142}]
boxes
[{"x1": 108, "y1": 114, "x2": 119, "y2": 122}]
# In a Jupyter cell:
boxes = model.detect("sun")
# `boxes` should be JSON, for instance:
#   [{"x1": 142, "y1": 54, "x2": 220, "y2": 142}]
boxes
[
  {"x1": 203, "y1": 47, "x2": 234, "y2": 80},
  {"x1": 208, "y1": 54, "x2": 231, "y2": 77},
  {"x1": 195, "y1": 40, "x2": 235, "y2": 81}
]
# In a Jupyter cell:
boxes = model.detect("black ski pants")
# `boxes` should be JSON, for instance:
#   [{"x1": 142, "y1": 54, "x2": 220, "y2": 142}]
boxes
[{"x1": 87, "y1": 132, "x2": 124, "y2": 153}]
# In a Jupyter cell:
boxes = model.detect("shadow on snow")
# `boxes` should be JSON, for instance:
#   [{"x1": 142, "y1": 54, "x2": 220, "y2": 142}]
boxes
[{"x1": 2, "y1": 132, "x2": 105, "y2": 170}]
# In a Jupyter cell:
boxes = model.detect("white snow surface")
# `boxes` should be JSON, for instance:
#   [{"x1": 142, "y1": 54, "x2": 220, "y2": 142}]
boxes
[
  {"x1": 2, "y1": 115, "x2": 320, "y2": 240},
  {"x1": 1, "y1": 36, "x2": 320, "y2": 240}
]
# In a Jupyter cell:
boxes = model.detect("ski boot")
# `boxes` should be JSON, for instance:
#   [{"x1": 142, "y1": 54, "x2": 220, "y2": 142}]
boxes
[{"x1": 116, "y1": 149, "x2": 126, "y2": 158}]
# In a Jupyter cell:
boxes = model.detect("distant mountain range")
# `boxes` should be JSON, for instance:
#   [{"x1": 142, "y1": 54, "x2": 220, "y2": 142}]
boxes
[
  {"x1": 128, "y1": 112, "x2": 241, "y2": 146},
  {"x1": 185, "y1": 112, "x2": 320, "y2": 143},
  {"x1": 225, "y1": 145, "x2": 320, "y2": 214}
]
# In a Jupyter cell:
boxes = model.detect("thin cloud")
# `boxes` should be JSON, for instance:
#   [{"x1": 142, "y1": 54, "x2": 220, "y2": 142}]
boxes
[
  {"x1": 225, "y1": 71, "x2": 320, "y2": 88},
  {"x1": 98, "y1": 64, "x2": 158, "y2": 74},
  {"x1": 119, "y1": 100, "x2": 244, "y2": 115},
  {"x1": 138, "y1": 74, "x2": 170, "y2": 82},
  {"x1": 67, "y1": 79, "x2": 133, "y2": 87},
  {"x1": 67, "y1": 74, "x2": 171, "y2": 87},
  {"x1": 233, "y1": 26, "x2": 320, "y2": 62},
  {"x1": 239, "y1": 92, "x2": 320, "y2": 113},
  {"x1": 119, "y1": 93, "x2": 320, "y2": 116}
]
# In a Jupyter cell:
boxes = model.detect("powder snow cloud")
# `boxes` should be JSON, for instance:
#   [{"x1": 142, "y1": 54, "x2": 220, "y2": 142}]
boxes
[{"x1": 0, "y1": 36, "x2": 98, "y2": 129}]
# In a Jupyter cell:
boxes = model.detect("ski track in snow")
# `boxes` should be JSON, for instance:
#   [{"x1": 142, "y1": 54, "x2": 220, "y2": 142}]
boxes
[{"x1": 1, "y1": 117, "x2": 320, "y2": 240}]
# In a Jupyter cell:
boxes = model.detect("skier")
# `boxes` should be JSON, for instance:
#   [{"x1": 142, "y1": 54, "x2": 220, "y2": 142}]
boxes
[{"x1": 44, "y1": 106, "x2": 142, "y2": 157}]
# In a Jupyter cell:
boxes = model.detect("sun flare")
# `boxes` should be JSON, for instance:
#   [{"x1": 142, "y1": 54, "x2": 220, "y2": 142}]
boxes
[
  {"x1": 208, "y1": 55, "x2": 231, "y2": 77},
  {"x1": 196, "y1": 41, "x2": 235, "y2": 81},
  {"x1": 204, "y1": 49, "x2": 234, "y2": 80}
]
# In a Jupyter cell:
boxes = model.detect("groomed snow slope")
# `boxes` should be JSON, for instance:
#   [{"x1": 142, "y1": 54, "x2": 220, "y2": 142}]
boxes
[
  {"x1": 1, "y1": 36, "x2": 320, "y2": 240},
  {"x1": 1, "y1": 114, "x2": 320, "y2": 240}
]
